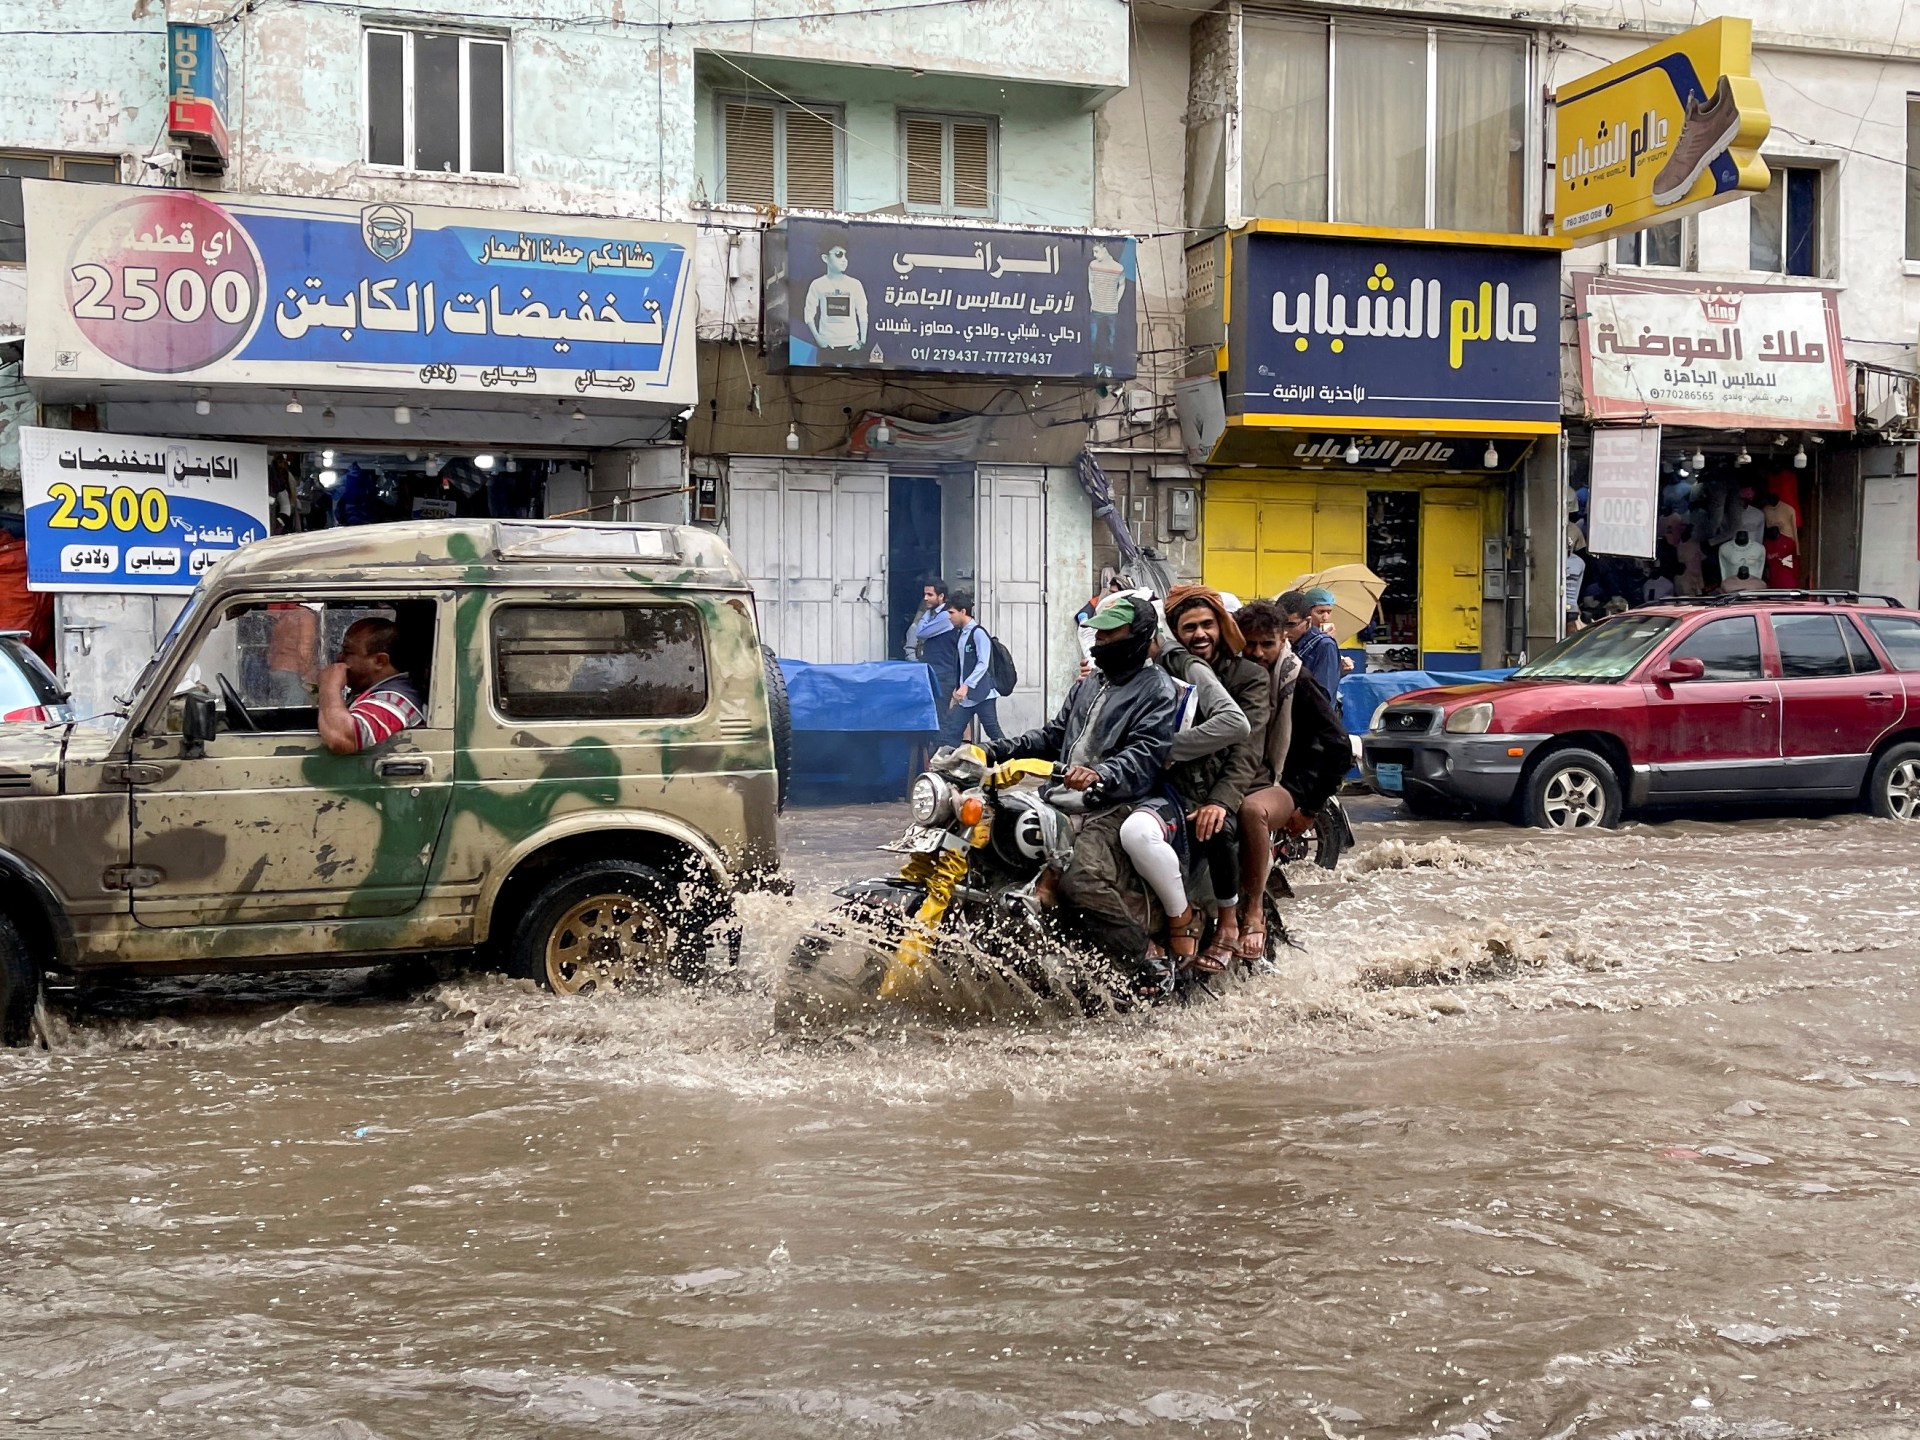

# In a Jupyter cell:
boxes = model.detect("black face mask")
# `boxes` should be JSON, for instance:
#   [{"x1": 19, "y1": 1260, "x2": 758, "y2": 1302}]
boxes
[{"x1": 1091, "y1": 627, "x2": 1154, "y2": 679}]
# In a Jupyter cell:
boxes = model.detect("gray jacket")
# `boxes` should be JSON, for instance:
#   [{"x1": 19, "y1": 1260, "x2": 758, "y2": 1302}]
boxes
[{"x1": 987, "y1": 662, "x2": 1177, "y2": 806}]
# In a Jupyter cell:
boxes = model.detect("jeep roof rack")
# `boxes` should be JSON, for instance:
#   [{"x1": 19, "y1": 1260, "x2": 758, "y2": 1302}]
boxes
[{"x1": 1637, "y1": 590, "x2": 1904, "y2": 609}]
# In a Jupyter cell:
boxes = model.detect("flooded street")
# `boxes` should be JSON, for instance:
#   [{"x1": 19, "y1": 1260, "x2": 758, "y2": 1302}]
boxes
[{"x1": 5, "y1": 806, "x2": 1920, "y2": 1438}]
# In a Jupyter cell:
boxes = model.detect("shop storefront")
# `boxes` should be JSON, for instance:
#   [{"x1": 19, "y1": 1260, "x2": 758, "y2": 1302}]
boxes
[
  {"x1": 731, "y1": 216, "x2": 1136, "y2": 731},
  {"x1": 19, "y1": 180, "x2": 697, "y2": 712},
  {"x1": 1186, "y1": 222, "x2": 1565, "y2": 670},
  {"x1": 1568, "y1": 274, "x2": 1857, "y2": 615}
]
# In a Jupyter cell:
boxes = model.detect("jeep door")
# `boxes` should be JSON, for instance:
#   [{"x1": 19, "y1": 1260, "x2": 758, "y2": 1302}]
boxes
[
  {"x1": 1769, "y1": 611, "x2": 1906, "y2": 795},
  {"x1": 120, "y1": 595, "x2": 454, "y2": 928},
  {"x1": 1639, "y1": 615, "x2": 1783, "y2": 799}
]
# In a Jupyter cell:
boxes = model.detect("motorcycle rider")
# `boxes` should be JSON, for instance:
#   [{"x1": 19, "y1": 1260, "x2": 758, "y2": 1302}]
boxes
[
  {"x1": 1156, "y1": 585, "x2": 1271, "y2": 970},
  {"x1": 979, "y1": 593, "x2": 1179, "y2": 992},
  {"x1": 1233, "y1": 599, "x2": 1352, "y2": 962}
]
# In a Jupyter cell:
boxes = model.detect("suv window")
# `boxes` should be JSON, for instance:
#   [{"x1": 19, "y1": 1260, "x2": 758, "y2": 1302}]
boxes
[
  {"x1": 1863, "y1": 614, "x2": 1920, "y2": 671},
  {"x1": 1672, "y1": 615, "x2": 1763, "y2": 681},
  {"x1": 1772, "y1": 614, "x2": 1850, "y2": 679},
  {"x1": 1840, "y1": 616, "x2": 1883, "y2": 674},
  {"x1": 492, "y1": 604, "x2": 708, "y2": 720}
]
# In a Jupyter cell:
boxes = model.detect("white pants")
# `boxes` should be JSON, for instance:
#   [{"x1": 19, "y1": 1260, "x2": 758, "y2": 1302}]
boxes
[{"x1": 1120, "y1": 808, "x2": 1188, "y2": 919}]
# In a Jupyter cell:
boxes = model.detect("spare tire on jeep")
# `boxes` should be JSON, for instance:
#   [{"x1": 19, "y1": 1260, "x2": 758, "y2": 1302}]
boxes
[{"x1": 763, "y1": 645, "x2": 792, "y2": 811}]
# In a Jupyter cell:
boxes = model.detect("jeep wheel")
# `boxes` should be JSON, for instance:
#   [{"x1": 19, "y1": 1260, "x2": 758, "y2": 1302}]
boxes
[
  {"x1": 1522, "y1": 748, "x2": 1622, "y2": 830},
  {"x1": 510, "y1": 861, "x2": 681, "y2": 995},
  {"x1": 0, "y1": 911, "x2": 41, "y2": 1047},
  {"x1": 1867, "y1": 741, "x2": 1920, "y2": 822}
]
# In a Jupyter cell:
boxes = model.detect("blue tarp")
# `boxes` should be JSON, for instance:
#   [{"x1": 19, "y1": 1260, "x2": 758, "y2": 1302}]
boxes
[
  {"x1": 779, "y1": 658, "x2": 939, "y2": 733},
  {"x1": 1337, "y1": 669, "x2": 1517, "y2": 738},
  {"x1": 778, "y1": 659, "x2": 939, "y2": 806}
]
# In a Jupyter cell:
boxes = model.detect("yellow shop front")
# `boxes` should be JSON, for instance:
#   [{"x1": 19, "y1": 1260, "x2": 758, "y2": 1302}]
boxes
[{"x1": 1185, "y1": 222, "x2": 1565, "y2": 670}]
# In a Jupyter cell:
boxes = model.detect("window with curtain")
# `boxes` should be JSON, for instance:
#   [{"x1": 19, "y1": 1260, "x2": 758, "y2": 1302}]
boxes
[
  {"x1": 1615, "y1": 219, "x2": 1685, "y2": 267},
  {"x1": 364, "y1": 28, "x2": 508, "y2": 174},
  {"x1": 1237, "y1": 16, "x2": 1531, "y2": 232},
  {"x1": 1750, "y1": 165, "x2": 1823, "y2": 276}
]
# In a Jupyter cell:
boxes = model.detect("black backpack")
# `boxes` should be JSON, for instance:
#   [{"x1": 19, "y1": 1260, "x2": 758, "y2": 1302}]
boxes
[{"x1": 987, "y1": 634, "x2": 1019, "y2": 696}]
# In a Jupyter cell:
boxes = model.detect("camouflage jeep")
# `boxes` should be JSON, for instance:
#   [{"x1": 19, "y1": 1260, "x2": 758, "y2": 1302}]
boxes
[{"x1": 0, "y1": 520, "x2": 788, "y2": 1044}]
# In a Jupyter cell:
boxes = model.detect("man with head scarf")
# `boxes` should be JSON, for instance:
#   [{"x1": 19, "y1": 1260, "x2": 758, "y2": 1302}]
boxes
[
  {"x1": 980, "y1": 592, "x2": 1178, "y2": 990},
  {"x1": 1154, "y1": 584, "x2": 1270, "y2": 967}
]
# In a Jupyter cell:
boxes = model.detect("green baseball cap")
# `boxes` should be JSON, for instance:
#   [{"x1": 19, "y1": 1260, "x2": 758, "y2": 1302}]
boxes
[{"x1": 1084, "y1": 595, "x2": 1137, "y2": 630}]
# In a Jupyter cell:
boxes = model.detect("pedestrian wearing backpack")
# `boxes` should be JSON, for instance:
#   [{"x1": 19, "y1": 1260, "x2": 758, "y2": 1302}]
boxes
[{"x1": 938, "y1": 590, "x2": 1007, "y2": 746}]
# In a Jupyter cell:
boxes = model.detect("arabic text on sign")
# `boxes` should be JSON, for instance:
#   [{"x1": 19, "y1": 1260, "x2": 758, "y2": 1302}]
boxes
[{"x1": 1268, "y1": 266, "x2": 1539, "y2": 370}]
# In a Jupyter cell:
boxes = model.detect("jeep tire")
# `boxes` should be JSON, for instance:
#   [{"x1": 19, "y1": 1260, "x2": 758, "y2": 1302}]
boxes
[
  {"x1": 1521, "y1": 748, "x2": 1623, "y2": 830},
  {"x1": 763, "y1": 646, "x2": 793, "y2": 811},
  {"x1": 0, "y1": 911, "x2": 41, "y2": 1047},
  {"x1": 509, "y1": 860, "x2": 690, "y2": 995},
  {"x1": 1867, "y1": 741, "x2": 1920, "y2": 822}
]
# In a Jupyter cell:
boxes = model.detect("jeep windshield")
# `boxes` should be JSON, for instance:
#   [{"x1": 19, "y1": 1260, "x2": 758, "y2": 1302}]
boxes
[
  {"x1": 1512, "y1": 614, "x2": 1679, "y2": 682},
  {"x1": 121, "y1": 589, "x2": 207, "y2": 710}
]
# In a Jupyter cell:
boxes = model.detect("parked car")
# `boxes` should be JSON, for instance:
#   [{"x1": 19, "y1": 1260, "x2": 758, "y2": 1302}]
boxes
[
  {"x1": 1360, "y1": 592, "x2": 1920, "y2": 830},
  {"x1": 0, "y1": 631, "x2": 73, "y2": 725},
  {"x1": 0, "y1": 521, "x2": 788, "y2": 1045}
]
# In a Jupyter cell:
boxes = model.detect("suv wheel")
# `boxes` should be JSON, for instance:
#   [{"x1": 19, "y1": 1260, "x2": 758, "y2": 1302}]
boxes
[
  {"x1": 1867, "y1": 741, "x2": 1920, "y2": 822},
  {"x1": 1522, "y1": 748, "x2": 1622, "y2": 830},
  {"x1": 0, "y1": 911, "x2": 41, "y2": 1047},
  {"x1": 510, "y1": 860, "x2": 686, "y2": 995}
]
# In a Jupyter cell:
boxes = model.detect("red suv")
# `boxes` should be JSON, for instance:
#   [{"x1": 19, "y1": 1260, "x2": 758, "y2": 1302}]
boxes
[{"x1": 1360, "y1": 594, "x2": 1920, "y2": 829}]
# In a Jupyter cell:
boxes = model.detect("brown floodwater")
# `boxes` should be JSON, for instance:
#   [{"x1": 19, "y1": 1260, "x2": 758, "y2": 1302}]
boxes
[{"x1": 4, "y1": 807, "x2": 1919, "y2": 1438}]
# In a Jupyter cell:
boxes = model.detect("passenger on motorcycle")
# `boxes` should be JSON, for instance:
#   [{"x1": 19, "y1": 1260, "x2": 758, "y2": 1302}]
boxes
[
  {"x1": 981, "y1": 593, "x2": 1179, "y2": 989},
  {"x1": 1232, "y1": 599, "x2": 1353, "y2": 961},
  {"x1": 1155, "y1": 586, "x2": 1272, "y2": 969}
]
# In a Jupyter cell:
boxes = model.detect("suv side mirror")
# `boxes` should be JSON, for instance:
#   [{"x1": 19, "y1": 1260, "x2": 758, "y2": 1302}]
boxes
[
  {"x1": 1652, "y1": 655, "x2": 1705, "y2": 685},
  {"x1": 181, "y1": 689, "x2": 217, "y2": 755}
]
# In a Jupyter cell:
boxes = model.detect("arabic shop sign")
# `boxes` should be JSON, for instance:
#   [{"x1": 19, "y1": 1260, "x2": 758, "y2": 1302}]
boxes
[
  {"x1": 764, "y1": 218, "x2": 1138, "y2": 380},
  {"x1": 1553, "y1": 18, "x2": 1770, "y2": 246},
  {"x1": 1225, "y1": 228, "x2": 1563, "y2": 434},
  {"x1": 18, "y1": 426, "x2": 269, "y2": 594},
  {"x1": 166, "y1": 23, "x2": 230, "y2": 172},
  {"x1": 21, "y1": 181, "x2": 697, "y2": 406},
  {"x1": 1587, "y1": 426, "x2": 1662, "y2": 559},
  {"x1": 1280, "y1": 435, "x2": 1535, "y2": 474},
  {"x1": 1575, "y1": 275, "x2": 1852, "y2": 430}
]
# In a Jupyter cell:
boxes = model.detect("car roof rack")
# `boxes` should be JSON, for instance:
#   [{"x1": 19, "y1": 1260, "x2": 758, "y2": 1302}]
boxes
[{"x1": 1637, "y1": 590, "x2": 1904, "y2": 609}]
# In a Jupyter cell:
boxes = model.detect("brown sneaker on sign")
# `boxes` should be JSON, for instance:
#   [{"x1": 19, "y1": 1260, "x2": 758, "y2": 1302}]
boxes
[{"x1": 1651, "y1": 75, "x2": 1742, "y2": 207}]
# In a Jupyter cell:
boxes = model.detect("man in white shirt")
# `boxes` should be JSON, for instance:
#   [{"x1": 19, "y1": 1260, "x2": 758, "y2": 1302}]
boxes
[{"x1": 803, "y1": 230, "x2": 868, "y2": 364}]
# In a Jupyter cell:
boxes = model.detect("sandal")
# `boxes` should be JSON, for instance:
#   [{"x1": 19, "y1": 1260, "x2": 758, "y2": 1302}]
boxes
[
  {"x1": 1234, "y1": 924, "x2": 1267, "y2": 964},
  {"x1": 1167, "y1": 907, "x2": 1208, "y2": 970},
  {"x1": 1195, "y1": 917, "x2": 1238, "y2": 974}
]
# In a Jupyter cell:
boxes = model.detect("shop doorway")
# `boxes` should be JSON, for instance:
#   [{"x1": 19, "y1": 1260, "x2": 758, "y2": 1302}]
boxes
[
  {"x1": 1365, "y1": 490, "x2": 1419, "y2": 658},
  {"x1": 887, "y1": 476, "x2": 943, "y2": 659}
]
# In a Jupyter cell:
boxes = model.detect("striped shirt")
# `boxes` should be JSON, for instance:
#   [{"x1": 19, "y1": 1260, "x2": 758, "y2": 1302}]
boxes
[{"x1": 347, "y1": 676, "x2": 425, "y2": 751}]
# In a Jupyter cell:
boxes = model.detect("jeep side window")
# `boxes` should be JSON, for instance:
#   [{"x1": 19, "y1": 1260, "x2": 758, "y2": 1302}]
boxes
[
  {"x1": 1670, "y1": 616, "x2": 1763, "y2": 682},
  {"x1": 491, "y1": 604, "x2": 709, "y2": 720}
]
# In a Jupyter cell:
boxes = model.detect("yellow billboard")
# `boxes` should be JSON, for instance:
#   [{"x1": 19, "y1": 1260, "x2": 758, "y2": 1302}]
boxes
[{"x1": 1553, "y1": 18, "x2": 1770, "y2": 246}]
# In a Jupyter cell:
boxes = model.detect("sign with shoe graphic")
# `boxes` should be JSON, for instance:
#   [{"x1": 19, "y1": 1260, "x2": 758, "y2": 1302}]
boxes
[{"x1": 1553, "y1": 17, "x2": 1771, "y2": 246}]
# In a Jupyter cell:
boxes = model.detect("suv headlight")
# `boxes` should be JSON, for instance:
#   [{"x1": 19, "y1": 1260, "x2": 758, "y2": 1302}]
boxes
[
  {"x1": 1369, "y1": 702, "x2": 1390, "y2": 733},
  {"x1": 1443, "y1": 701, "x2": 1495, "y2": 735},
  {"x1": 909, "y1": 773, "x2": 953, "y2": 825}
]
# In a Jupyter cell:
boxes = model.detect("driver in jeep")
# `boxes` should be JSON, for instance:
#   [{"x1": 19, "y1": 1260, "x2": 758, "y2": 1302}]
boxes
[{"x1": 317, "y1": 617, "x2": 424, "y2": 755}]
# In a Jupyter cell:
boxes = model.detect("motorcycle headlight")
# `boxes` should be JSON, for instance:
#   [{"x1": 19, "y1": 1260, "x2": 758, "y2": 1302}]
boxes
[
  {"x1": 1369, "y1": 701, "x2": 1390, "y2": 733},
  {"x1": 909, "y1": 773, "x2": 953, "y2": 825},
  {"x1": 1443, "y1": 701, "x2": 1495, "y2": 735}
]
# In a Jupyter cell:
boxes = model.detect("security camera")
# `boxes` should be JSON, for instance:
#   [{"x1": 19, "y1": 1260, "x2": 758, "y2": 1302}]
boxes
[{"x1": 141, "y1": 152, "x2": 181, "y2": 172}]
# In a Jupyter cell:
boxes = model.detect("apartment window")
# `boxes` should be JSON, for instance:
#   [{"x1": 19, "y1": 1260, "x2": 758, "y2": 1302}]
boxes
[
  {"x1": 719, "y1": 96, "x2": 841, "y2": 209},
  {"x1": 1907, "y1": 98, "x2": 1920, "y2": 260},
  {"x1": 0, "y1": 153, "x2": 117, "y2": 265},
  {"x1": 1241, "y1": 14, "x2": 1530, "y2": 232},
  {"x1": 1750, "y1": 165, "x2": 1822, "y2": 276},
  {"x1": 365, "y1": 28, "x2": 508, "y2": 174},
  {"x1": 901, "y1": 112, "x2": 996, "y2": 217},
  {"x1": 1615, "y1": 219, "x2": 1684, "y2": 268}
]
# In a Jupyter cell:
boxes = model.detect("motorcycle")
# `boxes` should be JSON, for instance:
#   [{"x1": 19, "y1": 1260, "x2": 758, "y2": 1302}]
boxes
[{"x1": 774, "y1": 745, "x2": 1352, "y2": 1032}]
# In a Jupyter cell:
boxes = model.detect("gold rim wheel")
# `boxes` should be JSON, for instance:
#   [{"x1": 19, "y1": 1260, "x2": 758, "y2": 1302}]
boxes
[{"x1": 543, "y1": 891, "x2": 669, "y2": 995}]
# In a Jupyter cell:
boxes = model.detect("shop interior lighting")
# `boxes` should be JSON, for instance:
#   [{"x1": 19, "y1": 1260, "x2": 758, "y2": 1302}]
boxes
[
  {"x1": 1735, "y1": 445, "x2": 1751, "y2": 465},
  {"x1": 786, "y1": 423, "x2": 801, "y2": 452},
  {"x1": 1482, "y1": 441, "x2": 1499, "y2": 468},
  {"x1": 1342, "y1": 440, "x2": 1361, "y2": 464},
  {"x1": 1773, "y1": 433, "x2": 1789, "y2": 446},
  {"x1": 1794, "y1": 443, "x2": 1808, "y2": 469},
  {"x1": 505, "y1": 458, "x2": 519, "y2": 474},
  {"x1": 1691, "y1": 447, "x2": 1706, "y2": 468},
  {"x1": 393, "y1": 404, "x2": 411, "y2": 425},
  {"x1": 570, "y1": 404, "x2": 586, "y2": 421},
  {"x1": 474, "y1": 454, "x2": 496, "y2": 470},
  {"x1": 321, "y1": 449, "x2": 335, "y2": 467},
  {"x1": 194, "y1": 398, "x2": 211, "y2": 416},
  {"x1": 284, "y1": 396, "x2": 304, "y2": 414},
  {"x1": 872, "y1": 419, "x2": 894, "y2": 446},
  {"x1": 318, "y1": 469, "x2": 339, "y2": 488},
  {"x1": 320, "y1": 406, "x2": 336, "y2": 426}
]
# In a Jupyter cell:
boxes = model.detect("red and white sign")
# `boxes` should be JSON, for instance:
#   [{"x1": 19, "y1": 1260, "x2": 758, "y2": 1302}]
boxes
[
  {"x1": 1587, "y1": 425, "x2": 1661, "y2": 559},
  {"x1": 1576, "y1": 275, "x2": 1852, "y2": 430}
]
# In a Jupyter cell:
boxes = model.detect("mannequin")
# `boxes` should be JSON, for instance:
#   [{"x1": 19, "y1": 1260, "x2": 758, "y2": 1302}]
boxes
[{"x1": 1719, "y1": 528, "x2": 1767, "y2": 593}]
